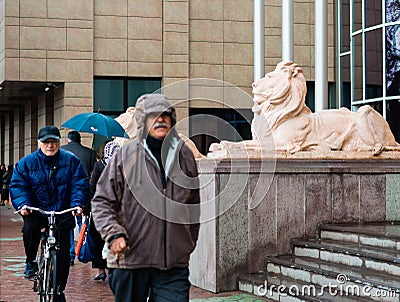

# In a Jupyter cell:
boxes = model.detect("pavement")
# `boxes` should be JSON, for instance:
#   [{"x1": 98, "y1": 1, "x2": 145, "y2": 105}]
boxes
[{"x1": 0, "y1": 205, "x2": 265, "y2": 301}]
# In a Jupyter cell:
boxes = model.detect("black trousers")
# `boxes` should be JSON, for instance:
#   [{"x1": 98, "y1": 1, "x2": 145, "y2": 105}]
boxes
[
  {"x1": 22, "y1": 212, "x2": 71, "y2": 292},
  {"x1": 90, "y1": 218, "x2": 107, "y2": 269},
  {"x1": 108, "y1": 267, "x2": 190, "y2": 302}
]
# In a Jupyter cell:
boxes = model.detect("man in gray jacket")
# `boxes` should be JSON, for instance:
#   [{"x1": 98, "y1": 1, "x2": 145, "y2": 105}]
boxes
[{"x1": 92, "y1": 94, "x2": 200, "y2": 302}]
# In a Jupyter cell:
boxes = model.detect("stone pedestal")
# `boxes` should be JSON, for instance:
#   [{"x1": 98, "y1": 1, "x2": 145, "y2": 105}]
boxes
[{"x1": 189, "y1": 158, "x2": 400, "y2": 293}]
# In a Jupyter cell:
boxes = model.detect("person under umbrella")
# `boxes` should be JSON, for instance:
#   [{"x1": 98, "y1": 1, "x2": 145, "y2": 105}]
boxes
[{"x1": 61, "y1": 130, "x2": 97, "y2": 265}]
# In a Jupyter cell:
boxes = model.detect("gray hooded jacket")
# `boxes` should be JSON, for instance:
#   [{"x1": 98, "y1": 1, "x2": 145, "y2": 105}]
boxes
[{"x1": 91, "y1": 94, "x2": 200, "y2": 270}]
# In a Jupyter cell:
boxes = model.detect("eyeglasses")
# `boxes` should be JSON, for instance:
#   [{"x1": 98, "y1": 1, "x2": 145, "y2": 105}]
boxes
[{"x1": 41, "y1": 140, "x2": 60, "y2": 145}]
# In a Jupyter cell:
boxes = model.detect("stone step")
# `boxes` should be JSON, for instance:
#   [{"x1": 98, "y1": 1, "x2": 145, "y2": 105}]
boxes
[
  {"x1": 238, "y1": 223, "x2": 400, "y2": 301},
  {"x1": 265, "y1": 255, "x2": 400, "y2": 301},
  {"x1": 292, "y1": 239, "x2": 400, "y2": 277},
  {"x1": 319, "y1": 223, "x2": 400, "y2": 251},
  {"x1": 239, "y1": 272, "x2": 371, "y2": 301}
]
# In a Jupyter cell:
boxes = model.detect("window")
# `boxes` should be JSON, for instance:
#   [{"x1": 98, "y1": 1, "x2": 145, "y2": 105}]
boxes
[
  {"x1": 93, "y1": 77, "x2": 161, "y2": 151},
  {"x1": 189, "y1": 108, "x2": 252, "y2": 155},
  {"x1": 94, "y1": 79, "x2": 124, "y2": 112},
  {"x1": 94, "y1": 77, "x2": 161, "y2": 116},
  {"x1": 305, "y1": 82, "x2": 337, "y2": 111},
  {"x1": 337, "y1": 0, "x2": 400, "y2": 141}
]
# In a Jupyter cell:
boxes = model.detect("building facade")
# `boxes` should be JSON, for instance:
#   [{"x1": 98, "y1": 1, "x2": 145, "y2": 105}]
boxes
[{"x1": 1, "y1": 0, "x2": 398, "y2": 164}]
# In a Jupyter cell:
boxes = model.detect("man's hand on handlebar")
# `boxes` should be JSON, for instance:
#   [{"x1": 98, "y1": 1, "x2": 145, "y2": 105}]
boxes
[
  {"x1": 15, "y1": 205, "x2": 83, "y2": 216},
  {"x1": 72, "y1": 207, "x2": 82, "y2": 216},
  {"x1": 20, "y1": 205, "x2": 32, "y2": 216}
]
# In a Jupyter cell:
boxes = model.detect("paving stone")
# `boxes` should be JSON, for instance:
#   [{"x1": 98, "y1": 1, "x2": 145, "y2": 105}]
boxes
[{"x1": 0, "y1": 206, "x2": 253, "y2": 301}]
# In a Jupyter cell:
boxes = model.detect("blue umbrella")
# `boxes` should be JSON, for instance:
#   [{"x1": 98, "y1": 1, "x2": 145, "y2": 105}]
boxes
[{"x1": 61, "y1": 112, "x2": 129, "y2": 138}]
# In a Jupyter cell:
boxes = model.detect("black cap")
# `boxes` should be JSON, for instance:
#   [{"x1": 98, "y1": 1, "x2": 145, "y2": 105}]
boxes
[{"x1": 38, "y1": 126, "x2": 61, "y2": 142}]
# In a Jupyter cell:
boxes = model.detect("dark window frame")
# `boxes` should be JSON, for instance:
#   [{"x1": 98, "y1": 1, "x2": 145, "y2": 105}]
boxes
[{"x1": 93, "y1": 76, "x2": 162, "y2": 116}]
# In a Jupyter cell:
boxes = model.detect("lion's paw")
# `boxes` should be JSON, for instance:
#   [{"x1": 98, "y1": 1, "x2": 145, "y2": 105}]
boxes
[{"x1": 373, "y1": 143, "x2": 384, "y2": 156}]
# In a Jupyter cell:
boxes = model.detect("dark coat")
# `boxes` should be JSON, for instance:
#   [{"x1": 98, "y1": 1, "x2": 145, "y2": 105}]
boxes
[
  {"x1": 61, "y1": 142, "x2": 97, "y2": 175},
  {"x1": 2, "y1": 167, "x2": 13, "y2": 185},
  {"x1": 88, "y1": 159, "x2": 107, "y2": 269},
  {"x1": 90, "y1": 160, "x2": 105, "y2": 196},
  {"x1": 0, "y1": 169, "x2": 6, "y2": 184},
  {"x1": 84, "y1": 159, "x2": 106, "y2": 213},
  {"x1": 10, "y1": 149, "x2": 89, "y2": 230}
]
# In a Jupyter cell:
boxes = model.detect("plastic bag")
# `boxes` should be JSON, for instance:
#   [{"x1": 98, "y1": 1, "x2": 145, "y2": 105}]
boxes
[
  {"x1": 102, "y1": 243, "x2": 109, "y2": 259},
  {"x1": 75, "y1": 214, "x2": 94, "y2": 263}
]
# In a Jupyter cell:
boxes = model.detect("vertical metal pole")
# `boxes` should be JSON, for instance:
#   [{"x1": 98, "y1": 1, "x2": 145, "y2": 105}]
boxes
[
  {"x1": 350, "y1": 0, "x2": 355, "y2": 111},
  {"x1": 254, "y1": 0, "x2": 265, "y2": 81},
  {"x1": 336, "y1": 0, "x2": 341, "y2": 108},
  {"x1": 382, "y1": 0, "x2": 387, "y2": 119},
  {"x1": 282, "y1": 0, "x2": 293, "y2": 61},
  {"x1": 315, "y1": 0, "x2": 329, "y2": 111}
]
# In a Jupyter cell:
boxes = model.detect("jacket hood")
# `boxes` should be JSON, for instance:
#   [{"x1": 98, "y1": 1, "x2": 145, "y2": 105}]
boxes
[{"x1": 135, "y1": 94, "x2": 177, "y2": 139}]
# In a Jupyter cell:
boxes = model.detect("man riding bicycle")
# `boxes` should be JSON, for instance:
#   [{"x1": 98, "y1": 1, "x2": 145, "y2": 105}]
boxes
[{"x1": 10, "y1": 126, "x2": 89, "y2": 302}]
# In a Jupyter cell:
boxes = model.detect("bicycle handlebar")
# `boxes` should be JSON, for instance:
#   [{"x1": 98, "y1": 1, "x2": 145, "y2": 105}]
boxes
[{"x1": 14, "y1": 205, "x2": 81, "y2": 215}]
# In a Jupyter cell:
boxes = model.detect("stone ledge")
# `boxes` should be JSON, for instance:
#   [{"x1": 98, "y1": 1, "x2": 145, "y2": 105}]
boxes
[{"x1": 198, "y1": 158, "x2": 400, "y2": 174}]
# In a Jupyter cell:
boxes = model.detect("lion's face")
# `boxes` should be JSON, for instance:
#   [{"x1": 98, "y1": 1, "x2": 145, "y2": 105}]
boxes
[
  {"x1": 252, "y1": 68, "x2": 292, "y2": 109},
  {"x1": 251, "y1": 61, "x2": 309, "y2": 134},
  {"x1": 253, "y1": 72, "x2": 272, "y2": 104}
]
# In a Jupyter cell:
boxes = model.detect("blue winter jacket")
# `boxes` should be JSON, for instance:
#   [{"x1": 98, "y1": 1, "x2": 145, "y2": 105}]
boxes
[{"x1": 10, "y1": 148, "x2": 90, "y2": 230}]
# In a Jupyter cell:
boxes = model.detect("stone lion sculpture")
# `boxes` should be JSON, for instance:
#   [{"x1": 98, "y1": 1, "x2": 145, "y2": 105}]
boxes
[
  {"x1": 113, "y1": 107, "x2": 137, "y2": 147},
  {"x1": 209, "y1": 61, "x2": 400, "y2": 157}
]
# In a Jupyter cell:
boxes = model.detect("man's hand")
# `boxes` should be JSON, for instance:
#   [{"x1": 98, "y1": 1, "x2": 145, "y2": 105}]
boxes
[
  {"x1": 72, "y1": 207, "x2": 82, "y2": 216},
  {"x1": 19, "y1": 205, "x2": 31, "y2": 216},
  {"x1": 109, "y1": 237, "x2": 129, "y2": 258}
]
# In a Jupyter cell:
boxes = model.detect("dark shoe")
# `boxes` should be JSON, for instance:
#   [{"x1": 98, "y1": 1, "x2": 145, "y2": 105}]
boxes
[
  {"x1": 93, "y1": 272, "x2": 106, "y2": 281},
  {"x1": 23, "y1": 262, "x2": 38, "y2": 278},
  {"x1": 53, "y1": 291, "x2": 66, "y2": 302},
  {"x1": 70, "y1": 257, "x2": 74, "y2": 266}
]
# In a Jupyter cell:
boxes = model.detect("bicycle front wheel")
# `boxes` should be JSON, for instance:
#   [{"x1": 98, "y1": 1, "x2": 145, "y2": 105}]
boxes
[
  {"x1": 35, "y1": 244, "x2": 45, "y2": 293},
  {"x1": 40, "y1": 250, "x2": 57, "y2": 302}
]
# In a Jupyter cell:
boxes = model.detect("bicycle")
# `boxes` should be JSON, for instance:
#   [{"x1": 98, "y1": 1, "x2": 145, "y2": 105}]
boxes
[{"x1": 15, "y1": 205, "x2": 81, "y2": 302}]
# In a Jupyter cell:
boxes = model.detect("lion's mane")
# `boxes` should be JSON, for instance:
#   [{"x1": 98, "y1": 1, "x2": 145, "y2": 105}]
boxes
[{"x1": 252, "y1": 61, "x2": 311, "y2": 133}]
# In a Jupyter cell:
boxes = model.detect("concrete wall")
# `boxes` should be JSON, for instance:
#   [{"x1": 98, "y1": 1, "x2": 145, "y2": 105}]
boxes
[
  {"x1": 164, "y1": 0, "x2": 190, "y2": 136},
  {"x1": 3, "y1": 0, "x2": 94, "y2": 128},
  {"x1": 13, "y1": 108, "x2": 23, "y2": 160},
  {"x1": 190, "y1": 158, "x2": 400, "y2": 293},
  {"x1": 0, "y1": 0, "x2": 5, "y2": 83},
  {"x1": 2, "y1": 0, "x2": 337, "y2": 161},
  {"x1": 3, "y1": 113, "x2": 10, "y2": 164},
  {"x1": 93, "y1": 0, "x2": 163, "y2": 77},
  {"x1": 24, "y1": 99, "x2": 38, "y2": 154}
]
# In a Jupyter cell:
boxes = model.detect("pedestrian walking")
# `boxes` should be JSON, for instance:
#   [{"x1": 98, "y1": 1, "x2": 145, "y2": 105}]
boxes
[
  {"x1": 92, "y1": 94, "x2": 200, "y2": 302},
  {"x1": 10, "y1": 125, "x2": 89, "y2": 302},
  {"x1": 61, "y1": 130, "x2": 97, "y2": 265},
  {"x1": 61, "y1": 130, "x2": 97, "y2": 175},
  {"x1": 89, "y1": 140, "x2": 120, "y2": 282},
  {"x1": 0, "y1": 163, "x2": 6, "y2": 205},
  {"x1": 1, "y1": 164, "x2": 13, "y2": 206}
]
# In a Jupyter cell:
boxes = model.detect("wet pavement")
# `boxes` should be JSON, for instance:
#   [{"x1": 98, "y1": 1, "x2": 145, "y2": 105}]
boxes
[{"x1": 0, "y1": 206, "x2": 263, "y2": 301}]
